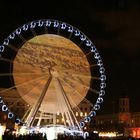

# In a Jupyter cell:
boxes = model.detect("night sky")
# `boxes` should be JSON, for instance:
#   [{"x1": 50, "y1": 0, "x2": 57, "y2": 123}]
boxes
[{"x1": 0, "y1": 0, "x2": 140, "y2": 114}]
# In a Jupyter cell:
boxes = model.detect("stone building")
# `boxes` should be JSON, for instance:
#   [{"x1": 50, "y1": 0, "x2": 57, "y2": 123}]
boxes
[{"x1": 94, "y1": 95, "x2": 140, "y2": 138}]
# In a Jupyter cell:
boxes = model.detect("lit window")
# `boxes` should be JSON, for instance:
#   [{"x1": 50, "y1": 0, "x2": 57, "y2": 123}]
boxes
[
  {"x1": 80, "y1": 112, "x2": 83, "y2": 117},
  {"x1": 61, "y1": 118, "x2": 64, "y2": 122},
  {"x1": 57, "y1": 119, "x2": 59, "y2": 123}
]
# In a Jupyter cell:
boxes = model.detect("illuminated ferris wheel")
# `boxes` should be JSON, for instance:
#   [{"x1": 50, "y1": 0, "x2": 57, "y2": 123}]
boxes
[{"x1": 0, "y1": 19, "x2": 106, "y2": 130}]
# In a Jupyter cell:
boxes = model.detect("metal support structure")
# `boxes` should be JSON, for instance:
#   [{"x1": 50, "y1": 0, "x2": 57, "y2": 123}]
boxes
[
  {"x1": 56, "y1": 77, "x2": 81, "y2": 131},
  {"x1": 53, "y1": 76, "x2": 73, "y2": 127},
  {"x1": 25, "y1": 74, "x2": 52, "y2": 127},
  {"x1": 37, "y1": 111, "x2": 43, "y2": 126},
  {"x1": 24, "y1": 70, "x2": 81, "y2": 132}
]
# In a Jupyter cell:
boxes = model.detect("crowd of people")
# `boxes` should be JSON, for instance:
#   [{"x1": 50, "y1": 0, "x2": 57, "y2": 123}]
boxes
[
  {"x1": 2, "y1": 133, "x2": 85, "y2": 140},
  {"x1": 2, "y1": 132, "x2": 47, "y2": 140},
  {"x1": 0, "y1": 131, "x2": 139, "y2": 140},
  {"x1": 2, "y1": 131, "x2": 138, "y2": 140}
]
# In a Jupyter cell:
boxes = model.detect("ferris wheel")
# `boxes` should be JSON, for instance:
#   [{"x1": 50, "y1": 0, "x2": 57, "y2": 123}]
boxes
[{"x1": 0, "y1": 19, "x2": 106, "y2": 130}]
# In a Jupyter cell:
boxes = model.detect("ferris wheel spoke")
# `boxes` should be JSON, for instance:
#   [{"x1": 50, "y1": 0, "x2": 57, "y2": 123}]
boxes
[
  {"x1": 60, "y1": 72, "x2": 89, "y2": 86},
  {"x1": 68, "y1": 94, "x2": 90, "y2": 116},
  {"x1": 0, "y1": 57, "x2": 14, "y2": 63},
  {"x1": 60, "y1": 69, "x2": 100, "y2": 81},
  {"x1": 30, "y1": 28, "x2": 37, "y2": 37},
  {"x1": 72, "y1": 78, "x2": 99, "y2": 95},
  {"x1": 0, "y1": 75, "x2": 46, "y2": 95},
  {"x1": 64, "y1": 74, "x2": 90, "y2": 86},
  {"x1": 61, "y1": 71, "x2": 93, "y2": 83},
  {"x1": 59, "y1": 77, "x2": 93, "y2": 106},
  {"x1": 0, "y1": 72, "x2": 48, "y2": 76},
  {"x1": 60, "y1": 74, "x2": 100, "y2": 95},
  {"x1": 8, "y1": 78, "x2": 45, "y2": 108},
  {"x1": 71, "y1": 73, "x2": 100, "y2": 81},
  {"x1": 17, "y1": 34, "x2": 27, "y2": 43},
  {"x1": 59, "y1": 69, "x2": 88, "y2": 74},
  {"x1": 68, "y1": 31, "x2": 73, "y2": 40},
  {"x1": 22, "y1": 106, "x2": 32, "y2": 121},
  {"x1": 7, "y1": 44, "x2": 19, "y2": 52},
  {"x1": 66, "y1": 92, "x2": 82, "y2": 113},
  {"x1": 83, "y1": 51, "x2": 93, "y2": 57},
  {"x1": 89, "y1": 64, "x2": 99, "y2": 68},
  {"x1": 56, "y1": 78, "x2": 81, "y2": 128}
]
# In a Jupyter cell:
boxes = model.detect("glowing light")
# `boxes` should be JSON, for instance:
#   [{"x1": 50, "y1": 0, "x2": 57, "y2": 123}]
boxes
[
  {"x1": 99, "y1": 132, "x2": 117, "y2": 137},
  {"x1": 100, "y1": 82, "x2": 106, "y2": 88},
  {"x1": 16, "y1": 28, "x2": 21, "y2": 35},
  {"x1": 30, "y1": 22, "x2": 36, "y2": 28},
  {"x1": 15, "y1": 118, "x2": 20, "y2": 124},
  {"x1": 38, "y1": 20, "x2": 44, "y2": 27},
  {"x1": 93, "y1": 130, "x2": 98, "y2": 134},
  {"x1": 94, "y1": 104, "x2": 100, "y2": 110},
  {"x1": 46, "y1": 20, "x2": 51, "y2": 27},
  {"x1": 99, "y1": 90, "x2": 105, "y2": 96},
  {"x1": 60, "y1": 23, "x2": 66, "y2": 29},
  {"x1": 94, "y1": 53, "x2": 100, "y2": 59},
  {"x1": 86, "y1": 40, "x2": 92, "y2": 46},
  {"x1": 0, "y1": 45, "x2": 5, "y2": 52},
  {"x1": 53, "y1": 21, "x2": 59, "y2": 28},
  {"x1": 89, "y1": 111, "x2": 96, "y2": 117},
  {"x1": 130, "y1": 128, "x2": 140, "y2": 138},
  {"x1": 0, "y1": 97, "x2": 3, "y2": 104},
  {"x1": 23, "y1": 24, "x2": 28, "y2": 31},
  {"x1": 80, "y1": 112, "x2": 83, "y2": 117},
  {"x1": 0, "y1": 125, "x2": 6, "y2": 136},
  {"x1": 3, "y1": 39, "x2": 9, "y2": 45},
  {"x1": 0, "y1": 126, "x2": 2, "y2": 136},
  {"x1": 84, "y1": 112, "x2": 87, "y2": 116},
  {"x1": 74, "y1": 30, "x2": 80, "y2": 36},
  {"x1": 8, "y1": 112, "x2": 14, "y2": 119},
  {"x1": 100, "y1": 75, "x2": 106, "y2": 81},
  {"x1": 19, "y1": 126, "x2": 27, "y2": 135},
  {"x1": 2, "y1": 105, "x2": 8, "y2": 111},
  {"x1": 61, "y1": 118, "x2": 64, "y2": 122},
  {"x1": 99, "y1": 67, "x2": 105, "y2": 74},
  {"x1": 68, "y1": 25, "x2": 73, "y2": 32},
  {"x1": 46, "y1": 127, "x2": 57, "y2": 140},
  {"x1": 84, "y1": 116, "x2": 91, "y2": 122},
  {"x1": 57, "y1": 119, "x2": 59, "y2": 123},
  {"x1": 90, "y1": 46, "x2": 96, "y2": 52},
  {"x1": 84, "y1": 132, "x2": 89, "y2": 139},
  {"x1": 97, "y1": 97, "x2": 103, "y2": 104},
  {"x1": 79, "y1": 121, "x2": 85, "y2": 128},
  {"x1": 76, "y1": 112, "x2": 78, "y2": 116},
  {"x1": 80, "y1": 34, "x2": 86, "y2": 41}
]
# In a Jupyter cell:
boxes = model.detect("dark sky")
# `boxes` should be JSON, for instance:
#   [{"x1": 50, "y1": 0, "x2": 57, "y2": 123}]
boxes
[{"x1": 0, "y1": 0, "x2": 140, "y2": 114}]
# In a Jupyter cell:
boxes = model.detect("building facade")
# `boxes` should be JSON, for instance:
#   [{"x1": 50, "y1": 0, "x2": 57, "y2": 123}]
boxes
[{"x1": 94, "y1": 95, "x2": 140, "y2": 138}]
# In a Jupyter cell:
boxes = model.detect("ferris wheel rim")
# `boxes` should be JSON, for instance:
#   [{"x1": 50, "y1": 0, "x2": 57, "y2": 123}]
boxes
[{"x1": 0, "y1": 19, "x2": 106, "y2": 127}]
